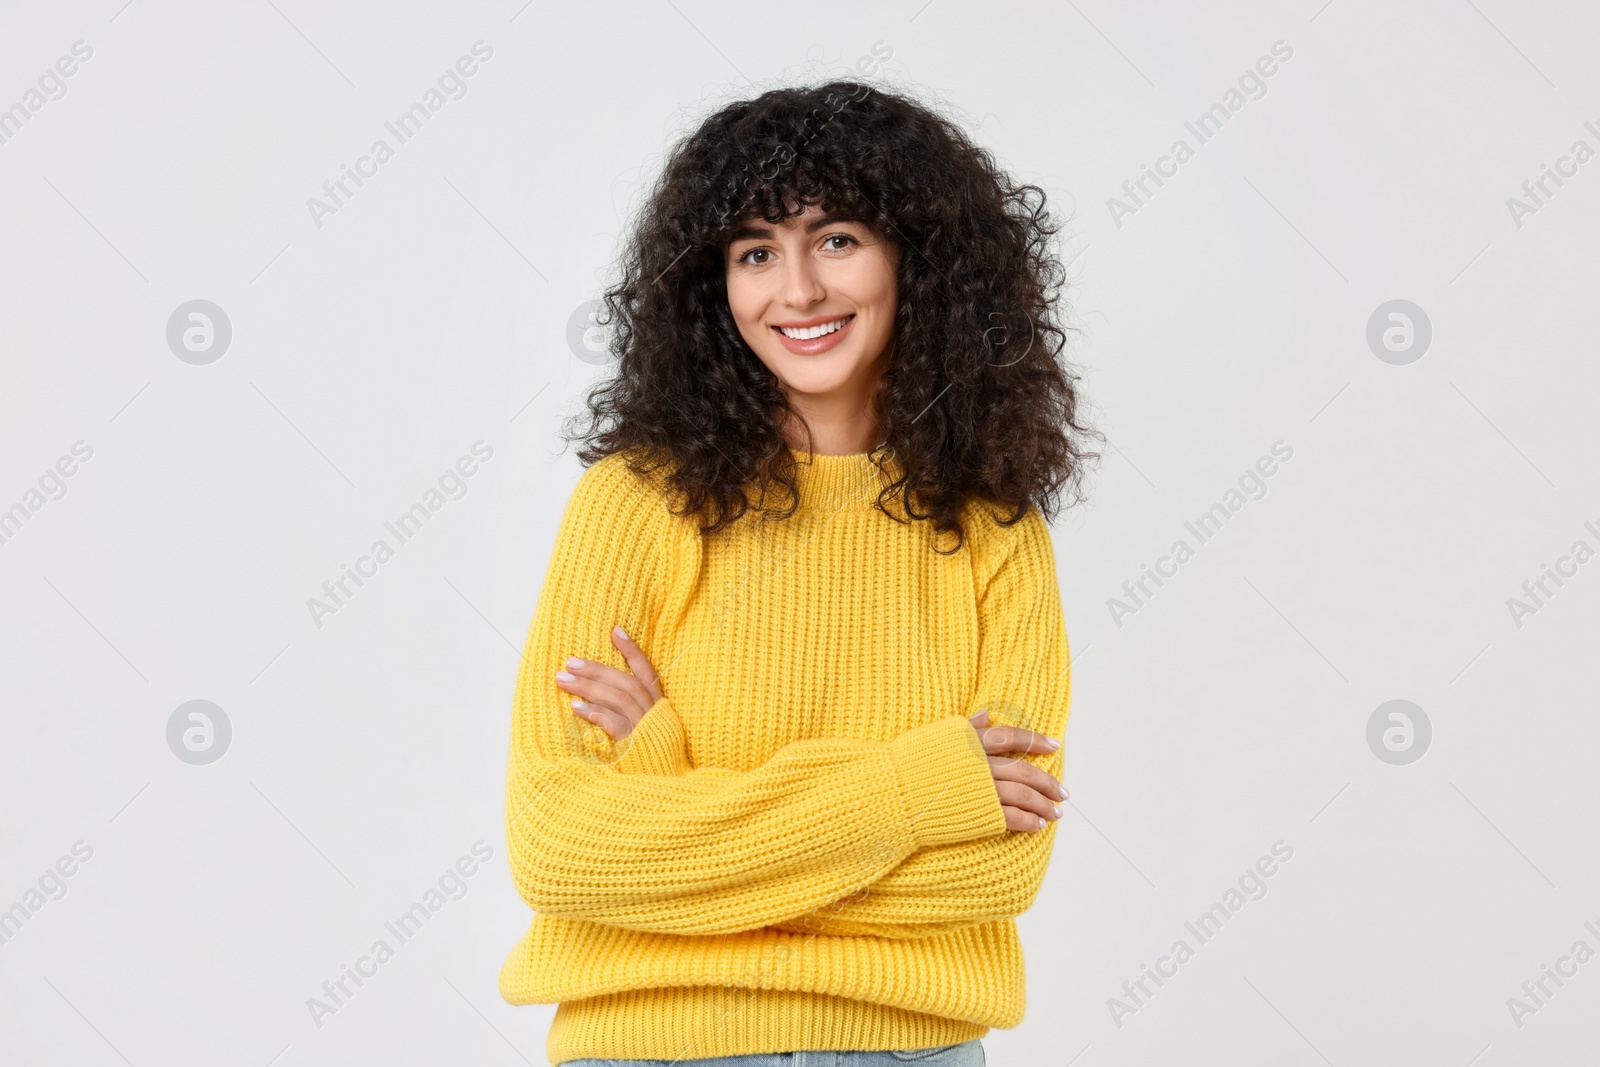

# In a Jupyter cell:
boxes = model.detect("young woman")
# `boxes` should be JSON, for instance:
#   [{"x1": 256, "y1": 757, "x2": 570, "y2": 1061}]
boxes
[{"x1": 500, "y1": 80, "x2": 1099, "y2": 1067}]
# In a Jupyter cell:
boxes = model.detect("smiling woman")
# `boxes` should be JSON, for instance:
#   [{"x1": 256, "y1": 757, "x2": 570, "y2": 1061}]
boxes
[
  {"x1": 500, "y1": 78, "x2": 1101, "y2": 1067},
  {"x1": 723, "y1": 206, "x2": 900, "y2": 451}
]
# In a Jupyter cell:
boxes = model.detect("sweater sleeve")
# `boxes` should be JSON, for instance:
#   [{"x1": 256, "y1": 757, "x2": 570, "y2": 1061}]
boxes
[
  {"x1": 503, "y1": 454, "x2": 1008, "y2": 937},
  {"x1": 767, "y1": 505, "x2": 1072, "y2": 938}
]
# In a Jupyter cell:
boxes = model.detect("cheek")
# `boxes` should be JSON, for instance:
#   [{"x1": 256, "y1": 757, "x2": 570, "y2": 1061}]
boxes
[
  {"x1": 862, "y1": 264, "x2": 897, "y2": 347},
  {"x1": 850, "y1": 254, "x2": 898, "y2": 313},
  {"x1": 724, "y1": 276, "x2": 763, "y2": 332}
]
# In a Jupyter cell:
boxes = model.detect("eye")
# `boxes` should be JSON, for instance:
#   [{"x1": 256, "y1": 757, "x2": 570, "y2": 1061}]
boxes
[
  {"x1": 735, "y1": 246, "x2": 771, "y2": 265},
  {"x1": 822, "y1": 233, "x2": 859, "y2": 252}
]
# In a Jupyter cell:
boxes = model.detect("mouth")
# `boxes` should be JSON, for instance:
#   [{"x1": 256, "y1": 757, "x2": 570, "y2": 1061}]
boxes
[{"x1": 771, "y1": 313, "x2": 855, "y2": 355}]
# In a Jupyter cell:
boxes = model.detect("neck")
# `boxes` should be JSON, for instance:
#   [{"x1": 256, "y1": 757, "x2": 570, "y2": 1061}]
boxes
[
  {"x1": 781, "y1": 417, "x2": 882, "y2": 456},
  {"x1": 778, "y1": 373, "x2": 885, "y2": 456}
]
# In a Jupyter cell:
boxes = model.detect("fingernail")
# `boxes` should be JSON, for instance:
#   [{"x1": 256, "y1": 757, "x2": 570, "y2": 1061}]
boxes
[
  {"x1": 1046, "y1": 737, "x2": 1061, "y2": 750},
  {"x1": 1052, "y1": 804, "x2": 1062, "y2": 819},
  {"x1": 1056, "y1": 783, "x2": 1067, "y2": 800},
  {"x1": 556, "y1": 670, "x2": 576, "y2": 682},
  {"x1": 614, "y1": 626, "x2": 629, "y2": 640},
  {"x1": 565, "y1": 657, "x2": 586, "y2": 669},
  {"x1": 572, "y1": 700, "x2": 589, "y2": 711},
  {"x1": 1036, "y1": 816, "x2": 1046, "y2": 830}
]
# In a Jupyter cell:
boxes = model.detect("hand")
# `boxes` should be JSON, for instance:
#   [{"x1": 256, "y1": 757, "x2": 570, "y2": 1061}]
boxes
[
  {"x1": 968, "y1": 709, "x2": 1067, "y2": 832},
  {"x1": 555, "y1": 626, "x2": 664, "y2": 742}
]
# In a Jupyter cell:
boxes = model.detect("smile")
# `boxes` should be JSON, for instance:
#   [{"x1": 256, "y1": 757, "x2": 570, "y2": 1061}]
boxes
[
  {"x1": 775, "y1": 315, "x2": 853, "y2": 339},
  {"x1": 771, "y1": 314, "x2": 855, "y2": 355}
]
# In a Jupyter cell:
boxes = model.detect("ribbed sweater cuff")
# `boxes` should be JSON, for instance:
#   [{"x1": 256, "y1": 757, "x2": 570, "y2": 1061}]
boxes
[
  {"x1": 613, "y1": 696, "x2": 689, "y2": 776},
  {"x1": 888, "y1": 716, "x2": 1008, "y2": 847}
]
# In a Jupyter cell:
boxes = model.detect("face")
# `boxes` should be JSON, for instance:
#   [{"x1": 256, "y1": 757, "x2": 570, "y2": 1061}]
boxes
[{"x1": 723, "y1": 203, "x2": 899, "y2": 423}]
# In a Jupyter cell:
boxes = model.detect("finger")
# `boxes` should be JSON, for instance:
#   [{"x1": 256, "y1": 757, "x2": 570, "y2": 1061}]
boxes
[
  {"x1": 994, "y1": 777, "x2": 1062, "y2": 825},
  {"x1": 1001, "y1": 805, "x2": 1053, "y2": 832},
  {"x1": 977, "y1": 724, "x2": 1060, "y2": 757},
  {"x1": 557, "y1": 660, "x2": 654, "y2": 719},
  {"x1": 573, "y1": 703, "x2": 629, "y2": 741},
  {"x1": 989, "y1": 756, "x2": 1067, "y2": 801},
  {"x1": 611, "y1": 626, "x2": 664, "y2": 704},
  {"x1": 564, "y1": 679, "x2": 647, "y2": 730}
]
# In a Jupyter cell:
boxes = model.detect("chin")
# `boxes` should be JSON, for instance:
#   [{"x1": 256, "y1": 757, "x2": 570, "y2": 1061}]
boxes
[{"x1": 767, "y1": 356, "x2": 860, "y2": 394}]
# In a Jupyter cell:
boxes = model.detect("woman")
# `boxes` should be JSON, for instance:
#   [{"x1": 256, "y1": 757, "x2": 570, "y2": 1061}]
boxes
[{"x1": 500, "y1": 79, "x2": 1099, "y2": 1066}]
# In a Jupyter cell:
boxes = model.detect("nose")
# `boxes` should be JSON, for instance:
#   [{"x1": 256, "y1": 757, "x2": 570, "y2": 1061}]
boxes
[{"x1": 780, "y1": 252, "x2": 826, "y2": 309}]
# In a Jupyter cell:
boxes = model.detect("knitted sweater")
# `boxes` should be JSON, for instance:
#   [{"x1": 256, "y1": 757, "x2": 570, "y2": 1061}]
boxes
[{"x1": 499, "y1": 446, "x2": 1073, "y2": 1066}]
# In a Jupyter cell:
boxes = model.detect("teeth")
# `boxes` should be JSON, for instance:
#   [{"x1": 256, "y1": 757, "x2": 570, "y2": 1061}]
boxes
[{"x1": 778, "y1": 317, "x2": 850, "y2": 340}]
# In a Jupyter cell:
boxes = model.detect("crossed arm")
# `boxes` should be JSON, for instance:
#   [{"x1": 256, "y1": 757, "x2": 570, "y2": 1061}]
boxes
[
  {"x1": 603, "y1": 508, "x2": 1072, "y2": 939},
  {"x1": 612, "y1": 703, "x2": 1067, "y2": 940},
  {"x1": 504, "y1": 457, "x2": 1071, "y2": 939}
]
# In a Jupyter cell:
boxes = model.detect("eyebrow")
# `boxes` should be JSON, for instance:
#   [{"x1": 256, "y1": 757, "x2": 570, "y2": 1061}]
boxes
[{"x1": 726, "y1": 212, "x2": 862, "y2": 243}]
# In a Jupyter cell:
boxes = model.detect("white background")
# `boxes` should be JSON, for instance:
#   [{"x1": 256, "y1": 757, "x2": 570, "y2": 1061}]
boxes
[{"x1": 2, "y1": 1, "x2": 1597, "y2": 1064}]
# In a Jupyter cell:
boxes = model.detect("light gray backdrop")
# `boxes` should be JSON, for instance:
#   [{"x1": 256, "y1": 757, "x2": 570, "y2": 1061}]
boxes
[{"x1": 2, "y1": 1, "x2": 1597, "y2": 1064}]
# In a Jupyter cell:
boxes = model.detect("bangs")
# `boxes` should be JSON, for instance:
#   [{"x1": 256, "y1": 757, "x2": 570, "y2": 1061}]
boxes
[{"x1": 708, "y1": 89, "x2": 880, "y2": 244}]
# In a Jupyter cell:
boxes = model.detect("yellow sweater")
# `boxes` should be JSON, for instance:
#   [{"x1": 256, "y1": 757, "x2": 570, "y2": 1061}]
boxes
[{"x1": 499, "y1": 447, "x2": 1073, "y2": 1065}]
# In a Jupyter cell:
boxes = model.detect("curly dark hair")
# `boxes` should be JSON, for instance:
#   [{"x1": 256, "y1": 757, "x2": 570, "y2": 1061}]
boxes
[{"x1": 561, "y1": 78, "x2": 1101, "y2": 552}]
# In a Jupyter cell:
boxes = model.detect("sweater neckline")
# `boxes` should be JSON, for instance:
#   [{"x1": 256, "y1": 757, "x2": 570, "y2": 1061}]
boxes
[{"x1": 780, "y1": 446, "x2": 899, "y2": 512}]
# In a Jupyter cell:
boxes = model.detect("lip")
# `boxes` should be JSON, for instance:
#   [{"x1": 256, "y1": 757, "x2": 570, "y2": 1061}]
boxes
[{"x1": 771, "y1": 313, "x2": 855, "y2": 355}]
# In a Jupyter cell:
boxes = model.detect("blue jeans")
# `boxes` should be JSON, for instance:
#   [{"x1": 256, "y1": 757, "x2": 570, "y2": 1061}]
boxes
[{"x1": 560, "y1": 1040, "x2": 985, "y2": 1066}]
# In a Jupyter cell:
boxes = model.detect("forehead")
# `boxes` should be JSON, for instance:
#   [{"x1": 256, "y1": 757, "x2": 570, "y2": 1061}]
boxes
[{"x1": 725, "y1": 204, "x2": 871, "y2": 242}]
